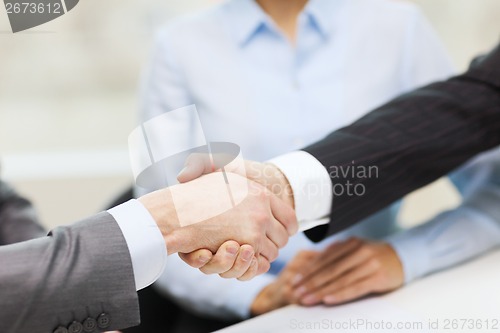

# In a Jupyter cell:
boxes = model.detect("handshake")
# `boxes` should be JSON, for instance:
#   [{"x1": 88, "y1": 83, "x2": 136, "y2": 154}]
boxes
[{"x1": 138, "y1": 155, "x2": 298, "y2": 281}]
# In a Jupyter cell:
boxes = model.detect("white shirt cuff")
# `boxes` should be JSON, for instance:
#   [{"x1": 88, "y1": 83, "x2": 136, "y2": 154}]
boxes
[
  {"x1": 268, "y1": 151, "x2": 332, "y2": 232},
  {"x1": 108, "y1": 199, "x2": 167, "y2": 290}
]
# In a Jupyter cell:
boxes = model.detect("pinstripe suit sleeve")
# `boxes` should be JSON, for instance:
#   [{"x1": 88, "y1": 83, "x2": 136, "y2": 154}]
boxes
[{"x1": 303, "y1": 43, "x2": 500, "y2": 241}]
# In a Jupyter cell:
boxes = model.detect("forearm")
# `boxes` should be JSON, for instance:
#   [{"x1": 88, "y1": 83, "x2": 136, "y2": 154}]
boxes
[
  {"x1": 388, "y1": 141, "x2": 500, "y2": 283},
  {"x1": 0, "y1": 213, "x2": 140, "y2": 332},
  {"x1": 387, "y1": 206, "x2": 500, "y2": 284},
  {"x1": 303, "y1": 45, "x2": 500, "y2": 239}
]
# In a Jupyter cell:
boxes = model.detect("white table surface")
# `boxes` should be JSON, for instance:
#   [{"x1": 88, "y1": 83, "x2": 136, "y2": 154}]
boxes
[{"x1": 216, "y1": 249, "x2": 500, "y2": 333}]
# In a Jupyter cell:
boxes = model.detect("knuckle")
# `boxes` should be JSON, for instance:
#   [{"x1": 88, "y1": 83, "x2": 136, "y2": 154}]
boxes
[
  {"x1": 249, "y1": 232, "x2": 261, "y2": 247},
  {"x1": 358, "y1": 246, "x2": 373, "y2": 258},
  {"x1": 258, "y1": 211, "x2": 271, "y2": 224},
  {"x1": 252, "y1": 211, "x2": 270, "y2": 227},
  {"x1": 368, "y1": 258, "x2": 381, "y2": 270}
]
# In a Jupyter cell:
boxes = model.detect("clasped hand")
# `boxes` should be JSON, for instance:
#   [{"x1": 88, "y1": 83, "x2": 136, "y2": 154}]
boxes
[{"x1": 138, "y1": 155, "x2": 297, "y2": 280}]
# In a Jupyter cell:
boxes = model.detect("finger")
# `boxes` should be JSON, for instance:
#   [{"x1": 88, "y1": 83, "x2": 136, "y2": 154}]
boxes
[
  {"x1": 293, "y1": 244, "x2": 372, "y2": 298},
  {"x1": 293, "y1": 238, "x2": 362, "y2": 286},
  {"x1": 293, "y1": 250, "x2": 320, "y2": 265},
  {"x1": 266, "y1": 216, "x2": 290, "y2": 249},
  {"x1": 299, "y1": 259, "x2": 378, "y2": 306},
  {"x1": 219, "y1": 244, "x2": 255, "y2": 279},
  {"x1": 238, "y1": 256, "x2": 259, "y2": 281},
  {"x1": 256, "y1": 254, "x2": 271, "y2": 275},
  {"x1": 269, "y1": 192, "x2": 298, "y2": 236},
  {"x1": 259, "y1": 237, "x2": 280, "y2": 263},
  {"x1": 199, "y1": 241, "x2": 240, "y2": 274},
  {"x1": 178, "y1": 249, "x2": 213, "y2": 269},
  {"x1": 314, "y1": 238, "x2": 363, "y2": 269},
  {"x1": 285, "y1": 251, "x2": 320, "y2": 285},
  {"x1": 322, "y1": 277, "x2": 377, "y2": 305},
  {"x1": 177, "y1": 153, "x2": 213, "y2": 183},
  {"x1": 281, "y1": 283, "x2": 296, "y2": 305},
  {"x1": 284, "y1": 250, "x2": 319, "y2": 274}
]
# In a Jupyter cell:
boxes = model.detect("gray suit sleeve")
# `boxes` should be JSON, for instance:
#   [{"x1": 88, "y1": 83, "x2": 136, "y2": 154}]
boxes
[
  {"x1": 0, "y1": 180, "x2": 46, "y2": 245},
  {"x1": 0, "y1": 212, "x2": 140, "y2": 333}
]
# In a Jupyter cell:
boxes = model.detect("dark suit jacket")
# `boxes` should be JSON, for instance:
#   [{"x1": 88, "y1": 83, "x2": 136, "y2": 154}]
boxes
[
  {"x1": 0, "y1": 180, "x2": 45, "y2": 245},
  {"x1": 304, "y1": 42, "x2": 500, "y2": 241},
  {"x1": 0, "y1": 180, "x2": 140, "y2": 333}
]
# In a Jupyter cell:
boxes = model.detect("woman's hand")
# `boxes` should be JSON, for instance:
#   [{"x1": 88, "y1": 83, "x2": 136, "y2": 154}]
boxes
[
  {"x1": 292, "y1": 238, "x2": 404, "y2": 306},
  {"x1": 250, "y1": 250, "x2": 319, "y2": 316}
]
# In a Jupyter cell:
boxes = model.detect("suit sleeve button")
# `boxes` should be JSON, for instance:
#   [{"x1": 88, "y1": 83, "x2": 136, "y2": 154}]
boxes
[
  {"x1": 97, "y1": 313, "x2": 111, "y2": 329},
  {"x1": 53, "y1": 326, "x2": 69, "y2": 333},
  {"x1": 68, "y1": 321, "x2": 83, "y2": 333},
  {"x1": 82, "y1": 317, "x2": 97, "y2": 332}
]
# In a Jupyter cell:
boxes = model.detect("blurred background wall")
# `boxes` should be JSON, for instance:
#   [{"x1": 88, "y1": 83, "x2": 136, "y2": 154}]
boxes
[{"x1": 0, "y1": 0, "x2": 499, "y2": 229}]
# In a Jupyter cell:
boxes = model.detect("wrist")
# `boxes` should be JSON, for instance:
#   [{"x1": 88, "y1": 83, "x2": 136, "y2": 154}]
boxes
[
  {"x1": 250, "y1": 286, "x2": 271, "y2": 317},
  {"x1": 138, "y1": 188, "x2": 180, "y2": 254},
  {"x1": 250, "y1": 282, "x2": 282, "y2": 316},
  {"x1": 263, "y1": 163, "x2": 294, "y2": 209}
]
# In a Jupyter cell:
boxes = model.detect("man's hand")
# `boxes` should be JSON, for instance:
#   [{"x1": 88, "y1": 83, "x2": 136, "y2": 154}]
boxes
[
  {"x1": 250, "y1": 250, "x2": 319, "y2": 316},
  {"x1": 177, "y1": 154, "x2": 294, "y2": 208},
  {"x1": 179, "y1": 241, "x2": 259, "y2": 281},
  {"x1": 291, "y1": 238, "x2": 404, "y2": 306},
  {"x1": 138, "y1": 172, "x2": 298, "y2": 279},
  {"x1": 176, "y1": 154, "x2": 296, "y2": 277}
]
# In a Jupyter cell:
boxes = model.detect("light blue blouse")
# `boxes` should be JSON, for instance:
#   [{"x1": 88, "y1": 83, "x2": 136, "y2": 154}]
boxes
[{"x1": 141, "y1": 0, "x2": 457, "y2": 319}]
